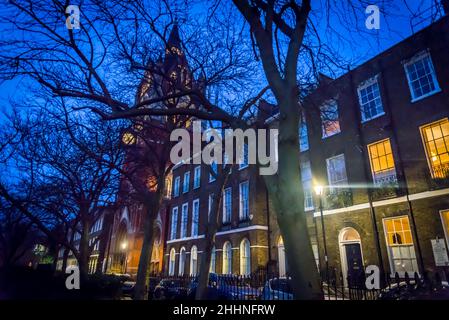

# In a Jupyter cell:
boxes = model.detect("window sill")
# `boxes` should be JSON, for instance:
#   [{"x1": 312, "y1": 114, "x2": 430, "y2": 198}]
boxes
[
  {"x1": 361, "y1": 112, "x2": 386, "y2": 123},
  {"x1": 410, "y1": 88, "x2": 441, "y2": 103},
  {"x1": 321, "y1": 131, "x2": 341, "y2": 140}
]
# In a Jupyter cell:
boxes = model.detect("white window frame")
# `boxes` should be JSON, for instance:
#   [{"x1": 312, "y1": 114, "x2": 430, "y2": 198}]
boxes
[
  {"x1": 357, "y1": 75, "x2": 385, "y2": 122},
  {"x1": 190, "y1": 245, "x2": 198, "y2": 276},
  {"x1": 222, "y1": 241, "x2": 232, "y2": 275},
  {"x1": 239, "y1": 238, "x2": 251, "y2": 276},
  {"x1": 223, "y1": 187, "x2": 232, "y2": 224},
  {"x1": 193, "y1": 166, "x2": 201, "y2": 189},
  {"x1": 300, "y1": 161, "x2": 314, "y2": 211},
  {"x1": 191, "y1": 199, "x2": 200, "y2": 237},
  {"x1": 208, "y1": 193, "x2": 214, "y2": 219},
  {"x1": 299, "y1": 115, "x2": 309, "y2": 152},
  {"x1": 180, "y1": 203, "x2": 189, "y2": 239},
  {"x1": 169, "y1": 248, "x2": 176, "y2": 276},
  {"x1": 403, "y1": 51, "x2": 441, "y2": 103},
  {"x1": 239, "y1": 181, "x2": 250, "y2": 221},
  {"x1": 173, "y1": 176, "x2": 180, "y2": 197},
  {"x1": 419, "y1": 118, "x2": 449, "y2": 179},
  {"x1": 209, "y1": 162, "x2": 217, "y2": 182},
  {"x1": 170, "y1": 207, "x2": 178, "y2": 240},
  {"x1": 210, "y1": 246, "x2": 216, "y2": 273},
  {"x1": 239, "y1": 144, "x2": 249, "y2": 170},
  {"x1": 326, "y1": 154, "x2": 348, "y2": 188},
  {"x1": 183, "y1": 171, "x2": 190, "y2": 193},
  {"x1": 382, "y1": 216, "x2": 419, "y2": 276},
  {"x1": 179, "y1": 247, "x2": 186, "y2": 276},
  {"x1": 367, "y1": 138, "x2": 398, "y2": 186},
  {"x1": 320, "y1": 99, "x2": 341, "y2": 139}
]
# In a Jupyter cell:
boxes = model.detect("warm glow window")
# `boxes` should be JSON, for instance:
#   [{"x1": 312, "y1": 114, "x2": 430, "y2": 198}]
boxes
[
  {"x1": 383, "y1": 216, "x2": 418, "y2": 275},
  {"x1": 368, "y1": 139, "x2": 397, "y2": 185},
  {"x1": 421, "y1": 119, "x2": 449, "y2": 178}
]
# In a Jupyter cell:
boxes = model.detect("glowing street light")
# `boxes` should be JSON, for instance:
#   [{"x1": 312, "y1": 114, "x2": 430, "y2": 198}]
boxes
[
  {"x1": 121, "y1": 240, "x2": 128, "y2": 251},
  {"x1": 314, "y1": 185, "x2": 324, "y2": 196}
]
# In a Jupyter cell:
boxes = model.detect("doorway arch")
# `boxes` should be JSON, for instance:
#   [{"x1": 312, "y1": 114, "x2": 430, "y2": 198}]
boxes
[{"x1": 339, "y1": 227, "x2": 364, "y2": 286}]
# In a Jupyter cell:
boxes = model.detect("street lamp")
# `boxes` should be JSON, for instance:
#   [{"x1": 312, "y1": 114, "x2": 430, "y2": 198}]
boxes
[{"x1": 315, "y1": 185, "x2": 329, "y2": 292}]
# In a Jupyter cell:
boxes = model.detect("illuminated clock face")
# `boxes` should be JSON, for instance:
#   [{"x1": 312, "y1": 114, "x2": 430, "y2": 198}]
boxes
[{"x1": 122, "y1": 132, "x2": 136, "y2": 145}]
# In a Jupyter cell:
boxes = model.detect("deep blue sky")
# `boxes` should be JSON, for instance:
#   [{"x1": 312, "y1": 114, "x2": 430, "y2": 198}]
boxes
[{"x1": 0, "y1": 0, "x2": 443, "y2": 116}]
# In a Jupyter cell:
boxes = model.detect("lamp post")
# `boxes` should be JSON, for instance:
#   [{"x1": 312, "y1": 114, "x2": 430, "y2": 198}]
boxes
[
  {"x1": 314, "y1": 185, "x2": 329, "y2": 288},
  {"x1": 121, "y1": 240, "x2": 128, "y2": 274}
]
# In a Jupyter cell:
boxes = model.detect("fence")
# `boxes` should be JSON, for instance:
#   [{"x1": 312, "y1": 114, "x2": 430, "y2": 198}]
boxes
[{"x1": 144, "y1": 269, "x2": 449, "y2": 300}]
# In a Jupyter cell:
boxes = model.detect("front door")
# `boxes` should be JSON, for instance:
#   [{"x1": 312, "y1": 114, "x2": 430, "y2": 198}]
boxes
[{"x1": 344, "y1": 243, "x2": 363, "y2": 287}]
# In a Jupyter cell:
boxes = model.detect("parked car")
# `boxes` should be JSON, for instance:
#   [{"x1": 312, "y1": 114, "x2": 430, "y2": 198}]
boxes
[
  {"x1": 187, "y1": 273, "x2": 260, "y2": 300},
  {"x1": 121, "y1": 280, "x2": 136, "y2": 297},
  {"x1": 153, "y1": 279, "x2": 189, "y2": 300},
  {"x1": 378, "y1": 280, "x2": 449, "y2": 300},
  {"x1": 260, "y1": 278, "x2": 293, "y2": 300}
]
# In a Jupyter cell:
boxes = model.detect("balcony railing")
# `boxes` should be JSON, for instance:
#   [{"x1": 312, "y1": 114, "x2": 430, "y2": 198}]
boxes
[{"x1": 428, "y1": 165, "x2": 449, "y2": 190}]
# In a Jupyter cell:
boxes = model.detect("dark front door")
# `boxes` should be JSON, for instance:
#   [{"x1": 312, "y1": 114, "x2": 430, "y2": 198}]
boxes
[{"x1": 344, "y1": 243, "x2": 363, "y2": 287}]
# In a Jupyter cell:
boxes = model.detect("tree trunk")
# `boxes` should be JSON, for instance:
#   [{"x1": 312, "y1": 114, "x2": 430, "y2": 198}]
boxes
[
  {"x1": 78, "y1": 222, "x2": 91, "y2": 280},
  {"x1": 132, "y1": 202, "x2": 158, "y2": 300},
  {"x1": 195, "y1": 167, "x2": 230, "y2": 299},
  {"x1": 266, "y1": 95, "x2": 322, "y2": 299}
]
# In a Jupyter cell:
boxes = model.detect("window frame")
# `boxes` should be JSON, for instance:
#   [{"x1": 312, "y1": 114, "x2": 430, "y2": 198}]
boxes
[
  {"x1": 183, "y1": 171, "x2": 190, "y2": 193},
  {"x1": 320, "y1": 99, "x2": 341, "y2": 139},
  {"x1": 191, "y1": 198, "x2": 200, "y2": 237},
  {"x1": 326, "y1": 154, "x2": 348, "y2": 187},
  {"x1": 193, "y1": 166, "x2": 201, "y2": 189},
  {"x1": 222, "y1": 241, "x2": 232, "y2": 275},
  {"x1": 222, "y1": 187, "x2": 232, "y2": 224},
  {"x1": 170, "y1": 206, "x2": 178, "y2": 240},
  {"x1": 180, "y1": 203, "x2": 189, "y2": 239},
  {"x1": 419, "y1": 118, "x2": 449, "y2": 179},
  {"x1": 403, "y1": 51, "x2": 441, "y2": 103},
  {"x1": 239, "y1": 180, "x2": 250, "y2": 221},
  {"x1": 357, "y1": 75, "x2": 385, "y2": 122},
  {"x1": 367, "y1": 138, "x2": 397, "y2": 186},
  {"x1": 239, "y1": 238, "x2": 251, "y2": 276},
  {"x1": 439, "y1": 209, "x2": 449, "y2": 250},
  {"x1": 173, "y1": 176, "x2": 181, "y2": 197}
]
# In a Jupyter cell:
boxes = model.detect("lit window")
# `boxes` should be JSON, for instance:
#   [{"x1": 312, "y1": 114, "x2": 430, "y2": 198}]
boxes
[
  {"x1": 326, "y1": 154, "x2": 348, "y2": 189},
  {"x1": 223, "y1": 187, "x2": 232, "y2": 223},
  {"x1": 173, "y1": 176, "x2": 180, "y2": 197},
  {"x1": 193, "y1": 166, "x2": 201, "y2": 189},
  {"x1": 180, "y1": 203, "x2": 189, "y2": 238},
  {"x1": 404, "y1": 51, "x2": 440, "y2": 102},
  {"x1": 169, "y1": 248, "x2": 176, "y2": 276},
  {"x1": 179, "y1": 247, "x2": 186, "y2": 276},
  {"x1": 299, "y1": 115, "x2": 309, "y2": 151},
  {"x1": 210, "y1": 247, "x2": 216, "y2": 273},
  {"x1": 239, "y1": 238, "x2": 251, "y2": 276},
  {"x1": 358, "y1": 76, "x2": 385, "y2": 122},
  {"x1": 421, "y1": 119, "x2": 449, "y2": 178},
  {"x1": 320, "y1": 100, "x2": 341, "y2": 138},
  {"x1": 183, "y1": 171, "x2": 190, "y2": 193},
  {"x1": 368, "y1": 139, "x2": 397, "y2": 185},
  {"x1": 300, "y1": 161, "x2": 314, "y2": 210},
  {"x1": 191, "y1": 199, "x2": 199, "y2": 237},
  {"x1": 239, "y1": 181, "x2": 249, "y2": 221},
  {"x1": 122, "y1": 132, "x2": 136, "y2": 145},
  {"x1": 170, "y1": 207, "x2": 178, "y2": 240},
  {"x1": 383, "y1": 216, "x2": 418, "y2": 275},
  {"x1": 164, "y1": 175, "x2": 172, "y2": 199},
  {"x1": 222, "y1": 241, "x2": 232, "y2": 274},
  {"x1": 190, "y1": 245, "x2": 198, "y2": 276},
  {"x1": 440, "y1": 210, "x2": 449, "y2": 248}
]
